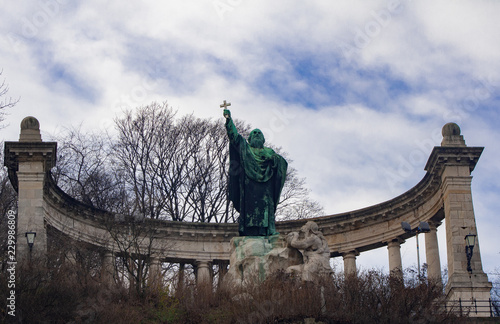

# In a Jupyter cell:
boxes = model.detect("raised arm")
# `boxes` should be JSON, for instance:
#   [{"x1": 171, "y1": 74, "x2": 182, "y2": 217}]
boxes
[
  {"x1": 224, "y1": 109, "x2": 239, "y2": 143},
  {"x1": 287, "y1": 232, "x2": 321, "y2": 250}
]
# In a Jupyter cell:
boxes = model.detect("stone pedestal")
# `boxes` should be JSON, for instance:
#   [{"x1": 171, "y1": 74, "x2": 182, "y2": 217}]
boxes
[{"x1": 223, "y1": 235, "x2": 302, "y2": 287}]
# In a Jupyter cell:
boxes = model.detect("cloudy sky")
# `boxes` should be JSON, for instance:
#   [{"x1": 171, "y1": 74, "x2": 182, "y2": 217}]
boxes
[{"x1": 1, "y1": 1, "x2": 499, "y2": 277}]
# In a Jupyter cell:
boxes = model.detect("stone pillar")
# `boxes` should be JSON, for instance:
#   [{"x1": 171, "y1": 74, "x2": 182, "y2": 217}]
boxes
[
  {"x1": 425, "y1": 221, "x2": 441, "y2": 282},
  {"x1": 101, "y1": 250, "x2": 115, "y2": 283},
  {"x1": 342, "y1": 250, "x2": 358, "y2": 276},
  {"x1": 17, "y1": 168, "x2": 45, "y2": 261},
  {"x1": 387, "y1": 239, "x2": 403, "y2": 277},
  {"x1": 195, "y1": 260, "x2": 212, "y2": 286},
  {"x1": 149, "y1": 257, "x2": 162, "y2": 288},
  {"x1": 441, "y1": 165, "x2": 492, "y2": 302},
  {"x1": 66, "y1": 249, "x2": 78, "y2": 266},
  {"x1": 4, "y1": 117, "x2": 57, "y2": 263},
  {"x1": 218, "y1": 261, "x2": 229, "y2": 288},
  {"x1": 177, "y1": 263, "x2": 185, "y2": 290},
  {"x1": 427, "y1": 123, "x2": 492, "y2": 314}
]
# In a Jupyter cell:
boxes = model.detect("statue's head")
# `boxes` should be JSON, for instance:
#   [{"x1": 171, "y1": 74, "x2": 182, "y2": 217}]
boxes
[
  {"x1": 248, "y1": 129, "x2": 265, "y2": 148},
  {"x1": 301, "y1": 221, "x2": 319, "y2": 235}
]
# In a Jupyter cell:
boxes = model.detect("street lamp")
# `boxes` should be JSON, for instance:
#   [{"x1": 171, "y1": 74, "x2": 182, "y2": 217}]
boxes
[
  {"x1": 401, "y1": 221, "x2": 430, "y2": 277},
  {"x1": 465, "y1": 233, "x2": 476, "y2": 273},
  {"x1": 25, "y1": 231, "x2": 36, "y2": 252}
]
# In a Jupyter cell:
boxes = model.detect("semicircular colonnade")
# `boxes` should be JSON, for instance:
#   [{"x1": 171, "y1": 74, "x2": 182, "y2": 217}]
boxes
[{"x1": 4, "y1": 117, "x2": 492, "y2": 309}]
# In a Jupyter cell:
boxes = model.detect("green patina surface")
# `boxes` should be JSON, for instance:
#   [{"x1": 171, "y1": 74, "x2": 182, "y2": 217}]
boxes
[
  {"x1": 232, "y1": 234, "x2": 282, "y2": 260},
  {"x1": 230, "y1": 234, "x2": 286, "y2": 282},
  {"x1": 224, "y1": 109, "x2": 287, "y2": 236},
  {"x1": 259, "y1": 262, "x2": 265, "y2": 281}
]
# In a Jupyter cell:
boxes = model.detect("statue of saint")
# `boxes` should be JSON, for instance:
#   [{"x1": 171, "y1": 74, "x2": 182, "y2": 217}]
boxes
[{"x1": 223, "y1": 108, "x2": 288, "y2": 236}]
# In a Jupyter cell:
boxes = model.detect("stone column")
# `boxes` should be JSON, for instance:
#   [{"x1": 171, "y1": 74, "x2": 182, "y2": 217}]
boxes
[
  {"x1": 387, "y1": 239, "x2": 403, "y2": 277},
  {"x1": 218, "y1": 261, "x2": 229, "y2": 288},
  {"x1": 425, "y1": 221, "x2": 441, "y2": 282},
  {"x1": 128, "y1": 257, "x2": 137, "y2": 294},
  {"x1": 177, "y1": 263, "x2": 185, "y2": 290},
  {"x1": 428, "y1": 123, "x2": 492, "y2": 313},
  {"x1": 149, "y1": 257, "x2": 162, "y2": 288},
  {"x1": 342, "y1": 250, "x2": 359, "y2": 276},
  {"x1": 195, "y1": 260, "x2": 212, "y2": 286},
  {"x1": 65, "y1": 249, "x2": 78, "y2": 266},
  {"x1": 441, "y1": 164, "x2": 492, "y2": 302},
  {"x1": 4, "y1": 117, "x2": 57, "y2": 263},
  {"x1": 101, "y1": 250, "x2": 115, "y2": 283},
  {"x1": 17, "y1": 167, "x2": 45, "y2": 261}
]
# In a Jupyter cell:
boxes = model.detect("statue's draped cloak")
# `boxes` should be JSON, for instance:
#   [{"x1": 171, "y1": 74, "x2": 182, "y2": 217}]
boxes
[{"x1": 226, "y1": 119, "x2": 287, "y2": 236}]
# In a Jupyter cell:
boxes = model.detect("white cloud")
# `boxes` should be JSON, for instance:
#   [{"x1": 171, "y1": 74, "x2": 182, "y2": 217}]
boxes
[{"x1": 1, "y1": 0, "x2": 499, "y2": 274}]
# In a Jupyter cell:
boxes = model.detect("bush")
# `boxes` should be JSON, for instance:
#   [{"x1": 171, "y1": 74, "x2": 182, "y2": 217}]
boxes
[
  {"x1": 1, "y1": 258, "x2": 457, "y2": 323},
  {"x1": 160, "y1": 269, "x2": 456, "y2": 323}
]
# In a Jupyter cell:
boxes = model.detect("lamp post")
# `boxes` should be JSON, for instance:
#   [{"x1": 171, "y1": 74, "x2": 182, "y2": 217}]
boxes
[
  {"x1": 465, "y1": 233, "x2": 476, "y2": 273},
  {"x1": 401, "y1": 221, "x2": 430, "y2": 277},
  {"x1": 25, "y1": 231, "x2": 36, "y2": 262}
]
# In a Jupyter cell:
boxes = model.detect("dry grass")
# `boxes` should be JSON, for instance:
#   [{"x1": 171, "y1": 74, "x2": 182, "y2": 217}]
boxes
[{"x1": 1, "y1": 257, "x2": 458, "y2": 323}]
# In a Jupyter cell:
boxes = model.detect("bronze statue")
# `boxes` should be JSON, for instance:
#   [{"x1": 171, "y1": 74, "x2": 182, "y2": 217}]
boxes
[{"x1": 222, "y1": 104, "x2": 287, "y2": 236}]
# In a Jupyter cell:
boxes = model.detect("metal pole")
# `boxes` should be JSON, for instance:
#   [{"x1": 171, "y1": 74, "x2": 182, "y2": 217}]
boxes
[{"x1": 416, "y1": 232, "x2": 420, "y2": 277}]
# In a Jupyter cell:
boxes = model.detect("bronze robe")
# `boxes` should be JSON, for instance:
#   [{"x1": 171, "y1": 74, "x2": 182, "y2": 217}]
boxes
[{"x1": 226, "y1": 119, "x2": 287, "y2": 236}]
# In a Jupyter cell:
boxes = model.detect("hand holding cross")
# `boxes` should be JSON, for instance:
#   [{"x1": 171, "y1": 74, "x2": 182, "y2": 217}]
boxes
[{"x1": 220, "y1": 100, "x2": 231, "y2": 119}]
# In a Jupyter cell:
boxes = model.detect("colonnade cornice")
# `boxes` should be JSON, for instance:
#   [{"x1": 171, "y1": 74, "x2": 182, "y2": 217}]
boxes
[
  {"x1": 35, "y1": 142, "x2": 483, "y2": 261},
  {"x1": 424, "y1": 146, "x2": 483, "y2": 176},
  {"x1": 43, "y1": 167, "x2": 443, "y2": 259},
  {"x1": 4, "y1": 141, "x2": 57, "y2": 191},
  {"x1": 44, "y1": 169, "x2": 441, "y2": 239}
]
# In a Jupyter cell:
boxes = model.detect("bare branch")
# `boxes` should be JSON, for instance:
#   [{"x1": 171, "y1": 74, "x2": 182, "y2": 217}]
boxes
[{"x1": 0, "y1": 70, "x2": 20, "y2": 128}]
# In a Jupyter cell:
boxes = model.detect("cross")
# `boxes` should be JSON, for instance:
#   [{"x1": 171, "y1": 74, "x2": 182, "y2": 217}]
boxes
[{"x1": 220, "y1": 100, "x2": 231, "y2": 109}]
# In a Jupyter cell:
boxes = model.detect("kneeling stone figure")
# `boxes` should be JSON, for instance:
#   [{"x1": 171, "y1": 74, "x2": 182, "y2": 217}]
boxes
[{"x1": 286, "y1": 221, "x2": 333, "y2": 281}]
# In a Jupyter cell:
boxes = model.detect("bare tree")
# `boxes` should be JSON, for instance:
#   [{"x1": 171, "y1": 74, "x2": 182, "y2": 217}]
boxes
[
  {"x1": 52, "y1": 101, "x2": 323, "y2": 223},
  {"x1": 275, "y1": 161, "x2": 324, "y2": 220},
  {"x1": 0, "y1": 70, "x2": 19, "y2": 128},
  {"x1": 50, "y1": 126, "x2": 127, "y2": 213},
  {"x1": 186, "y1": 119, "x2": 231, "y2": 223},
  {"x1": 0, "y1": 70, "x2": 19, "y2": 268},
  {"x1": 104, "y1": 215, "x2": 158, "y2": 296},
  {"x1": 153, "y1": 114, "x2": 238, "y2": 223},
  {"x1": 0, "y1": 144, "x2": 18, "y2": 271},
  {"x1": 113, "y1": 102, "x2": 178, "y2": 219},
  {"x1": 490, "y1": 268, "x2": 500, "y2": 315},
  {"x1": 112, "y1": 103, "x2": 233, "y2": 222}
]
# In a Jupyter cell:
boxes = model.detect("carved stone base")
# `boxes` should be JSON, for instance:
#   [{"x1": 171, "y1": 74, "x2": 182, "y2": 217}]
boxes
[
  {"x1": 445, "y1": 272, "x2": 492, "y2": 317},
  {"x1": 223, "y1": 235, "x2": 302, "y2": 287}
]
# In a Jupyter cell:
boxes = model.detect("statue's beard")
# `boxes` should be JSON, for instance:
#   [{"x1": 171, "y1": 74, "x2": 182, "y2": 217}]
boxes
[{"x1": 249, "y1": 137, "x2": 264, "y2": 148}]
